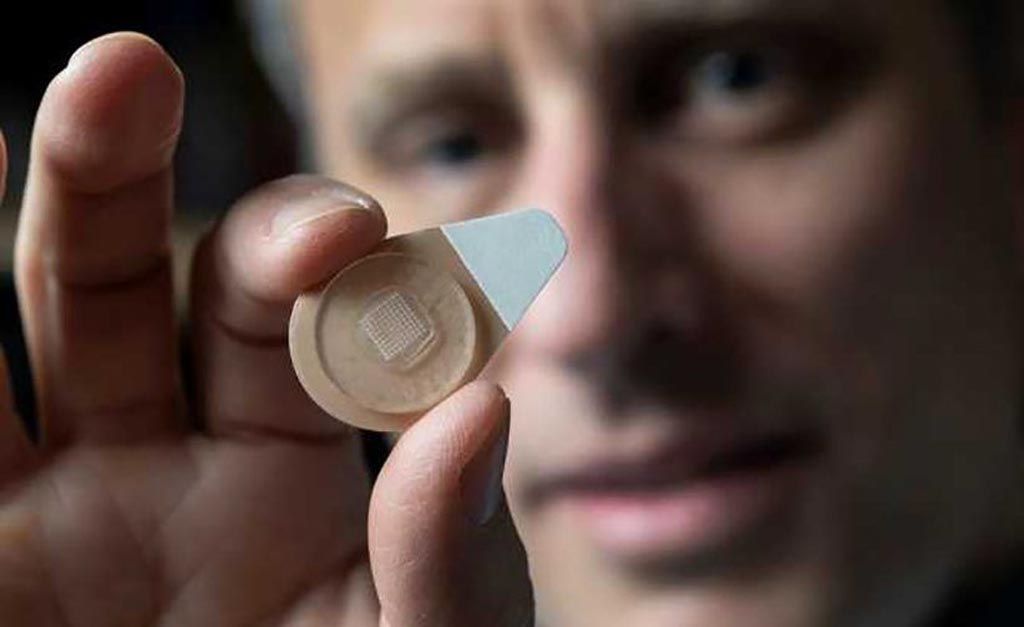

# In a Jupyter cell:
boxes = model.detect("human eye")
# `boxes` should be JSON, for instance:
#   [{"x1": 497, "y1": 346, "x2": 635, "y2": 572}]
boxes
[
  {"x1": 630, "y1": 26, "x2": 865, "y2": 145},
  {"x1": 690, "y1": 45, "x2": 789, "y2": 107},
  {"x1": 394, "y1": 115, "x2": 494, "y2": 174},
  {"x1": 366, "y1": 103, "x2": 519, "y2": 181},
  {"x1": 683, "y1": 42, "x2": 806, "y2": 139},
  {"x1": 419, "y1": 125, "x2": 488, "y2": 169}
]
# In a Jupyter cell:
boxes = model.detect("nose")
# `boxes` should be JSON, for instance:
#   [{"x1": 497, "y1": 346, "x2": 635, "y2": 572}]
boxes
[{"x1": 506, "y1": 93, "x2": 618, "y2": 359}]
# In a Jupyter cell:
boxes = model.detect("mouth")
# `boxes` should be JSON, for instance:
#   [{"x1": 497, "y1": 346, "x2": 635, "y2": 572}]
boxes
[
  {"x1": 691, "y1": 431, "x2": 821, "y2": 482},
  {"x1": 534, "y1": 429, "x2": 824, "y2": 559}
]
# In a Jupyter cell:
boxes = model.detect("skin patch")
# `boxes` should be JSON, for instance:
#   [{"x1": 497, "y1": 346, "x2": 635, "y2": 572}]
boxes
[{"x1": 289, "y1": 209, "x2": 567, "y2": 431}]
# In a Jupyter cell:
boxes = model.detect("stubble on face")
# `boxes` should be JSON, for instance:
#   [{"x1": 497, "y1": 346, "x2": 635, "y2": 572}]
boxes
[{"x1": 292, "y1": 1, "x2": 1024, "y2": 626}]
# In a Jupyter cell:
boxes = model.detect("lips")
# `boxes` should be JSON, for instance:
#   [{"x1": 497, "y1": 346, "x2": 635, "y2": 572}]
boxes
[
  {"x1": 529, "y1": 429, "x2": 821, "y2": 502},
  {"x1": 531, "y1": 428, "x2": 823, "y2": 560},
  {"x1": 696, "y1": 430, "x2": 821, "y2": 480}
]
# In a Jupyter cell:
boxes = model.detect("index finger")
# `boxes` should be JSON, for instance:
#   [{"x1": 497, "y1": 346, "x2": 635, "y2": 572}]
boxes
[{"x1": 15, "y1": 33, "x2": 186, "y2": 446}]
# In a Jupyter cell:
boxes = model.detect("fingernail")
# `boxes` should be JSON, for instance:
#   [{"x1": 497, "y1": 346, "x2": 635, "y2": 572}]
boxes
[
  {"x1": 270, "y1": 191, "x2": 377, "y2": 239},
  {"x1": 462, "y1": 396, "x2": 511, "y2": 526}
]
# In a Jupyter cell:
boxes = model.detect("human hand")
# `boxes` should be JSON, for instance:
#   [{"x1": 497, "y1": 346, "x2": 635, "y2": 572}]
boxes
[{"x1": 0, "y1": 32, "x2": 532, "y2": 627}]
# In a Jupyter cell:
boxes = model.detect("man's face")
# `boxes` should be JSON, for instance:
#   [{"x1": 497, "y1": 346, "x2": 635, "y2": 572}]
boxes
[{"x1": 295, "y1": 1, "x2": 1022, "y2": 625}]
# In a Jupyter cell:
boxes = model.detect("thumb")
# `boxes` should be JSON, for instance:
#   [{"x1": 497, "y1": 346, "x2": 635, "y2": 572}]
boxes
[{"x1": 368, "y1": 382, "x2": 534, "y2": 627}]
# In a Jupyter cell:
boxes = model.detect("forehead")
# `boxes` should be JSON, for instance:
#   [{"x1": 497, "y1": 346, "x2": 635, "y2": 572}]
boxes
[
  {"x1": 298, "y1": 0, "x2": 899, "y2": 64},
  {"x1": 300, "y1": 0, "x2": 496, "y2": 68}
]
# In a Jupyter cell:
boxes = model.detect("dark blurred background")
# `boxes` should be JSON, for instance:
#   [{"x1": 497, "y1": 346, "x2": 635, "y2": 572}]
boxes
[
  {"x1": 0, "y1": 0, "x2": 296, "y2": 220},
  {"x1": 0, "y1": 1, "x2": 296, "y2": 426}
]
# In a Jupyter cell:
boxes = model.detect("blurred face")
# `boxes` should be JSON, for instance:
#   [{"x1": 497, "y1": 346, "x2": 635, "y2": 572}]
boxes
[{"x1": 295, "y1": 1, "x2": 1023, "y2": 625}]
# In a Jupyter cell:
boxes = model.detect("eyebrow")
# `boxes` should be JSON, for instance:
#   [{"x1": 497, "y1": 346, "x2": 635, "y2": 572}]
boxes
[
  {"x1": 347, "y1": 55, "x2": 515, "y2": 153},
  {"x1": 345, "y1": 0, "x2": 872, "y2": 147},
  {"x1": 595, "y1": 0, "x2": 873, "y2": 48},
  {"x1": 593, "y1": 0, "x2": 876, "y2": 76},
  {"x1": 600, "y1": 0, "x2": 853, "y2": 25}
]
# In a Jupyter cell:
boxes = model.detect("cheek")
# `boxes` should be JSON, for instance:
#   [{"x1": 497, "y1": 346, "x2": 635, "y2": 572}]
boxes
[
  {"x1": 682, "y1": 92, "x2": 923, "y2": 318},
  {"x1": 688, "y1": 72, "x2": 1019, "y2": 498},
  {"x1": 673, "y1": 86, "x2": 959, "y2": 433}
]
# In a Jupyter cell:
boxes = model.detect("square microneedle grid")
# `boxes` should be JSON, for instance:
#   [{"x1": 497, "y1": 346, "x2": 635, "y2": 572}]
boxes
[{"x1": 358, "y1": 290, "x2": 435, "y2": 365}]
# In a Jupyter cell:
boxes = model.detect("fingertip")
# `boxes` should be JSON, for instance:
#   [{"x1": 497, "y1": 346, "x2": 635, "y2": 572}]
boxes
[
  {"x1": 267, "y1": 176, "x2": 387, "y2": 239},
  {"x1": 437, "y1": 381, "x2": 508, "y2": 426},
  {"x1": 265, "y1": 206, "x2": 386, "y2": 296},
  {"x1": 387, "y1": 381, "x2": 508, "y2": 477},
  {"x1": 368, "y1": 380, "x2": 519, "y2": 625},
  {"x1": 66, "y1": 32, "x2": 177, "y2": 72},
  {"x1": 37, "y1": 32, "x2": 185, "y2": 192},
  {"x1": 406, "y1": 381, "x2": 507, "y2": 436},
  {"x1": 224, "y1": 175, "x2": 389, "y2": 303}
]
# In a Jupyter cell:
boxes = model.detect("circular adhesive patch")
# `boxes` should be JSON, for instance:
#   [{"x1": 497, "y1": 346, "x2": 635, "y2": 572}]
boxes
[{"x1": 311, "y1": 253, "x2": 477, "y2": 415}]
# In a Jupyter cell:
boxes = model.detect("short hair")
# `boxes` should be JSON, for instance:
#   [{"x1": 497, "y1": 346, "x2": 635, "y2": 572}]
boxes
[{"x1": 238, "y1": 0, "x2": 1021, "y2": 124}]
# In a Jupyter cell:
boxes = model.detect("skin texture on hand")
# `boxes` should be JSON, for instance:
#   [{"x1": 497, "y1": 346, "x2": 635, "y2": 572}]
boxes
[{"x1": 0, "y1": 32, "x2": 531, "y2": 627}]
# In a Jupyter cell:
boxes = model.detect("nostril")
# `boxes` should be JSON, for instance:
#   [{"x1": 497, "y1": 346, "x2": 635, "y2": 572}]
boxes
[
  {"x1": 638, "y1": 321, "x2": 742, "y2": 405},
  {"x1": 646, "y1": 320, "x2": 675, "y2": 346},
  {"x1": 574, "y1": 304, "x2": 744, "y2": 415}
]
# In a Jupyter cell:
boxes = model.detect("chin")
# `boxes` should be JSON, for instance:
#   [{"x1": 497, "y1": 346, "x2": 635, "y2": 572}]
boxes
[
  {"x1": 522, "y1": 457, "x2": 845, "y2": 627},
  {"x1": 534, "y1": 548, "x2": 834, "y2": 627}
]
